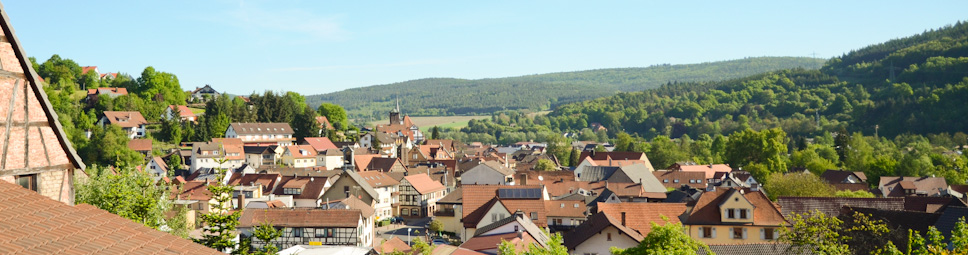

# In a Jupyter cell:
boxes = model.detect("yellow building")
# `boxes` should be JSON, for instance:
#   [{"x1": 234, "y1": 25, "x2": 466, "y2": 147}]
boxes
[
  {"x1": 682, "y1": 187, "x2": 786, "y2": 245},
  {"x1": 281, "y1": 145, "x2": 317, "y2": 168}
]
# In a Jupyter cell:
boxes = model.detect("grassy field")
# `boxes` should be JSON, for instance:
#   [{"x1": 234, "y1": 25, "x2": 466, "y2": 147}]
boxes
[{"x1": 369, "y1": 115, "x2": 489, "y2": 132}]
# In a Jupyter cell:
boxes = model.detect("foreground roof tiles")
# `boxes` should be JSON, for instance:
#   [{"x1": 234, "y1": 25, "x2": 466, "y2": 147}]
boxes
[{"x1": 0, "y1": 181, "x2": 221, "y2": 254}]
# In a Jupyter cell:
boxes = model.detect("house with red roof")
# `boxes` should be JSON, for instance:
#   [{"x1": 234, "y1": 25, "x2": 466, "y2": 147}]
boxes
[
  {"x1": 563, "y1": 212, "x2": 644, "y2": 255},
  {"x1": 85, "y1": 87, "x2": 128, "y2": 105},
  {"x1": 163, "y1": 104, "x2": 196, "y2": 122},
  {"x1": 682, "y1": 187, "x2": 787, "y2": 245},
  {"x1": 238, "y1": 208, "x2": 372, "y2": 249},
  {"x1": 460, "y1": 210, "x2": 550, "y2": 254},
  {"x1": 400, "y1": 173, "x2": 447, "y2": 218}
]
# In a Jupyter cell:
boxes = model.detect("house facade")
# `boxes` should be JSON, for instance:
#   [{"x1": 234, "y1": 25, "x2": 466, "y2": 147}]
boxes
[
  {"x1": 225, "y1": 122, "x2": 295, "y2": 147},
  {"x1": 190, "y1": 139, "x2": 245, "y2": 173},
  {"x1": 682, "y1": 187, "x2": 787, "y2": 245},
  {"x1": 238, "y1": 209, "x2": 372, "y2": 250},
  {"x1": 399, "y1": 173, "x2": 447, "y2": 217},
  {"x1": 358, "y1": 171, "x2": 400, "y2": 221},
  {"x1": 281, "y1": 145, "x2": 318, "y2": 168},
  {"x1": 98, "y1": 111, "x2": 148, "y2": 139}
]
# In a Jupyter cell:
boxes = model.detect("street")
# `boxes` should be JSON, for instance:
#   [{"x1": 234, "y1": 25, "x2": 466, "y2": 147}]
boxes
[{"x1": 374, "y1": 217, "x2": 433, "y2": 246}]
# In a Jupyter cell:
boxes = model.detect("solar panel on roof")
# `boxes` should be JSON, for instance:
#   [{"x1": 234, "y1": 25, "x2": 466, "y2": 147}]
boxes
[{"x1": 497, "y1": 188, "x2": 541, "y2": 199}]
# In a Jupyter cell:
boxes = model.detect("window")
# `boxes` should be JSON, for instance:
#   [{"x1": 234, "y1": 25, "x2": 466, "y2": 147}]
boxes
[
  {"x1": 701, "y1": 227, "x2": 714, "y2": 238},
  {"x1": 284, "y1": 188, "x2": 302, "y2": 195},
  {"x1": 16, "y1": 174, "x2": 37, "y2": 191},
  {"x1": 726, "y1": 209, "x2": 735, "y2": 219},
  {"x1": 514, "y1": 226, "x2": 519, "y2": 232},
  {"x1": 663, "y1": 179, "x2": 669, "y2": 183},
  {"x1": 531, "y1": 212, "x2": 538, "y2": 220},
  {"x1": 739, "y1": 209, "x2": 748, "y2": 219},
  {"x1": 412, "y1": 209, "x2": 420, "y2": 216},
  {"x1": 674, "y1": 179, "x2": 679, "y2": 183},
  {"x1": 762, "y1": 228, "x2": 775, "y2": 240},
  {"x1": 607, "y1": 232, "x2": 612, "y2": 241},
  {"x1": 732, "y1": 227, "x2": 745, "y2": 239},
  {"x1": 293, "y1": 228, "x2": 303, "y2": 237},
  {"x1": 689, "y1": 179, "x2": 694, "y2": 183},
  {"x1": 403, "y1": 208, "x2": 410, "y2": 216}
]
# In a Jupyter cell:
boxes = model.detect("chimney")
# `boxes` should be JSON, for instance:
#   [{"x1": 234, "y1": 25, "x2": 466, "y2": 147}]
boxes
[
  {"x1": 237, "y1": 192, "x2": 245, "y2": 210},
  {"x1": 621, "y1": 212, "x2": 626, "y2": 226}
]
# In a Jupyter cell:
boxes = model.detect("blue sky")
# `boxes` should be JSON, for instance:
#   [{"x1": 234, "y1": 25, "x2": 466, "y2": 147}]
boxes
[{"x1": 4, "y1": 1, "x2": 967, "y2": 95}]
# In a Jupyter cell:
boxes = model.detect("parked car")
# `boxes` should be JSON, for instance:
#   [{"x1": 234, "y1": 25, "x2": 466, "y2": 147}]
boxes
[{"x1": 432, "y1": 239, "x2": 450, "y2": 245}]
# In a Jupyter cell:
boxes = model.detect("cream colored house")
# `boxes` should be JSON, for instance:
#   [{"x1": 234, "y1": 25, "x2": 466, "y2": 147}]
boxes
[
  {"x1": 682, "y1": 187, "x2": 786, "y2": 245},
  {"x1": 563, "y1": 213, "x2": 643, "y2": 255},
  {"x1": 281, "y1": 145, "x2": 317, "y2": 168}
]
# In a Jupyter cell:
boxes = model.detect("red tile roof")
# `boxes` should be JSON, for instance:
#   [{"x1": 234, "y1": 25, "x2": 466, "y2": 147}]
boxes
[
  {"x1": 358, "y1": 171, "x2": 400, "y2": 188},
  {"x1": 303, "y1": 137, "x2": 338, "y2": 152},
  {"x1": 285, "y1": 145, "x2": 318, "y2": 158},
  {"x1": 404, "y1": 173, "x2": 446, "y2": 194},
  {"x1": 272, "y1": 176, "x2": 329, "y2": 200},
  {"x1": 545, "y1": 200, "x2": 586, "y2": 218},
  {"x1": 672, "y1": 164, "x2": 732, "y2": 179},
  {"x1": 81, "y1": 66, "x2": 97, "y2": 74},
  {"x1": 87, "y1": 87, "x2": 128, "y2": 96},
  {"x1": 597, "y1": 202, "x2": 687, "y2": 234},
  {"x1": 127, "y1": 138, "x2": 152, "y2": 152},
  {"x1": 684, "y1": 188, "x2": 786, "y2": 226},
  {"x1": 0, "y1": 181, "x2": 220, "y2": 254},
  {"x1": 167, "y1": 105, "x2": 195, "y2": 118},
  {"x1": 460, "y1": 232, "x2": 538, "y2": 252},
  {"x1": 461, "y1": 185, "x2": 543, "y2": 219},
  {"x1": 173, "y1": 181, "x2": 215, "y2": 201},
  {"x1": 315, "y1": 116, "x2": 334, "y2": 130},
  {"x1": 238, "y1": 208, "x2": 361, "y2": 228}
]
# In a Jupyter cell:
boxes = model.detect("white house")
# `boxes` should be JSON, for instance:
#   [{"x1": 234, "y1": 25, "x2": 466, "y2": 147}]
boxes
[
  {"x1": 163, "y1": 105, "x2": 196, "y2": 122},
  {"x1": 225, "y1": 122, "x2": 295, "y2": 147},
  {"x1": 98, "y1": 111, "x2": 148, "y2": 139},
  {"x1": 357, "y1": 171, "x2": 400, "y2": 221},
  {"x1": 146, "y1": 156, "x2": 169, "y2": 182},
  {"x1": 190, "y1": 139, "x2": 245, "y2": 173},
  {"x1": 563, "y1": 213, "x2": 643, "y2": 255}
]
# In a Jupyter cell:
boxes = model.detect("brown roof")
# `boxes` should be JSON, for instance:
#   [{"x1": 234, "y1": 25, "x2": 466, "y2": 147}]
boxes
[
  {"x1": 303, "y1": 137, "x2": 338, "y2": 152},
  {"x1": 563, "y1": 212, "x2": 644, "y2": 250},
  {"x1": 238, "y1": 208, "x2": 361, "y2": 228},
  {"x1": 0, "y1": 181, "x2": 221, "y2": 254},
  {"x1": 404, "y1": 173, "x2": 446, "y2": 194},
  {"x1": 831, "y1": 183, "x2": 871, "y2": 192},
  {"x1": 358, "y1": 171, "x2": 400, "y2": 188},
  {"x1": 353, "y1": 154, "x2": 381, "y2": 172},
  {"x1": 578, "y1": 151, "x2": 647, "y2": 162},
  {"x1": 820, "y1": 170, "x2": 867, "y2": 184},
  {"x1": 227, "y1": 173, "x2": 282, "y2": 194},
  {"x1": 684, "y1": 188, "x2": 786, "y2": 226},
  {"x1": 151, "y1": 156, "x2": 169, "y2": 172},
  {"x1": 127, "y1": 138, "x2": 152, "y2": 152},
  {"x1": 102, "y1": 111, "x2": 148, "y2": 128},
  {"x1": 228, "y1": 122, "x2": 294, "y2": 135},
  {"x1": 272, "y1": 176, "x2": 329, "y2": 200},
  {"x1": 368, "y1": 157, "x2": 403, "y2": 172},
  {"x1": 776, "y1": 197, "x2": 905, "y2": 218},
  {"x1": 544, "y1": 200, "x2": 586, "y2": 217},
  {"x1": 174, "y1": 181, "x2": 215, "y2": 200},
  {"x1": 597, "y1": 202, "x2": 687, "y2": 234},
  {"x1": 323, "y1": 196, "x2": 375, "y2": 218},
  {"x1": 879, "y1": 176, "x2": 949, "y2": 197},
  {"x1": 653, "y1": 170, "x2": 706, "y2": 189},
  {"x1": 376, "y1": 236, "x2": 411, "y2": 254},
  {"x1": 460, "y1": 232, "x2": 538, "y2": 252}
]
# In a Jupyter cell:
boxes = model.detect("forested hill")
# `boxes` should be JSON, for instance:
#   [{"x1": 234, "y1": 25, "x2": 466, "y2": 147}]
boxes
[
  {"x1": 529, "y1": 21, "x2": 968, "y2": 139},
  {"x1": 306, "y1": 57, "x2": 824, "y2": 120}
]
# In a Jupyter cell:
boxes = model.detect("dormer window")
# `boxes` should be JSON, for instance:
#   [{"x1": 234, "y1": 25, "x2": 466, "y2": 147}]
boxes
[{"x1": 284, "y1": 188, "x2": 302, "y2": 195}]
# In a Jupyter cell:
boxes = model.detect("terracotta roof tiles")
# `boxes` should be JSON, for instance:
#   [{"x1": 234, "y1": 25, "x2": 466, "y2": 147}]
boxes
[
  {"x1": 597, "y1": 202, "x2": 687, "y2": 234},
  {"x1": 404, "y1": 173, "x2": 446, "y2": 194},
  {"x1": 0, "y1": 181, "x2": 221, "y2": 254}
]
